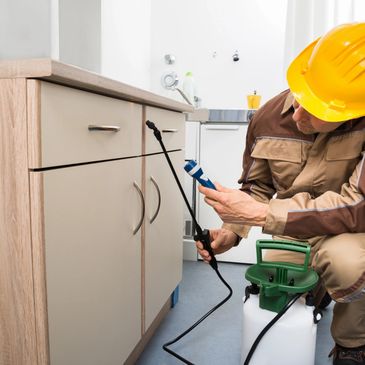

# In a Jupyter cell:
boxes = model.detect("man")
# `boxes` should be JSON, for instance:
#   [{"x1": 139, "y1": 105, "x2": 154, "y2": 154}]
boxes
[{"x1": 196, "y1": 23, "x2": 365, "y2": 365}]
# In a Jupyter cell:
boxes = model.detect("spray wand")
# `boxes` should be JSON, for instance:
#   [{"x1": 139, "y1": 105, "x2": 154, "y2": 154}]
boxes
[
  {"x1": 146, "y1": 120, "x2": 231, "y2": 364},
  {"x1": 146, "y1": 120, "x2": 218, "y2": 269}
]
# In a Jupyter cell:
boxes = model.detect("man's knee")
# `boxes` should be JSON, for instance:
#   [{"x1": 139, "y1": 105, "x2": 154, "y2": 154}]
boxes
[{"x1": 313, "y1": 233, "x2": 365, "y2": 302}]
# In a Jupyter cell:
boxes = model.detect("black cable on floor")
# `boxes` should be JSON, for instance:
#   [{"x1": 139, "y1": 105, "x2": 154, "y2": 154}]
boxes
[
  {"x1": 162, "y1": 266, "x2": 233, "y2": 365},
  {"x1": 243, "y1": 292, "x2": 302, "y2": 365}
]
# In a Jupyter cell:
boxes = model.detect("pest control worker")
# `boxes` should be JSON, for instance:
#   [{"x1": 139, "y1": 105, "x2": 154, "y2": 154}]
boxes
[{"x1": 196, "y1": 22, "x2": 365, "y2": 365}]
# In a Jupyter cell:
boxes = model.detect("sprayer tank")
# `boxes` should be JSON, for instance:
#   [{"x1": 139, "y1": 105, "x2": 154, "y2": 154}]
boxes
[{"x1": 242, "y1": 294, "x2": 317, "y2": 365}]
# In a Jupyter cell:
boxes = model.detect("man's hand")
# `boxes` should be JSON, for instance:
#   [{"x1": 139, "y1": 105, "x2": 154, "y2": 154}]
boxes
[
  {"x1": 198, "y1": 182, "x2": 268, "y2": 226},
  {"x1": 196, "y1": 228, "x2": 238, "y2": 263}
]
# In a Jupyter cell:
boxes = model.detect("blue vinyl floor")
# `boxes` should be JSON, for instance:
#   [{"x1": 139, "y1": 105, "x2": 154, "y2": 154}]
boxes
[{"x1": 136, "y1": 260, "x2": 334, "y2": 365}]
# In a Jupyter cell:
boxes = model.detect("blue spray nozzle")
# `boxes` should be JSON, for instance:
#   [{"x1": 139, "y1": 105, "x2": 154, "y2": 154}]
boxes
[{"x1": 184, "y1": 160, "x2": 216, "y2": 190}]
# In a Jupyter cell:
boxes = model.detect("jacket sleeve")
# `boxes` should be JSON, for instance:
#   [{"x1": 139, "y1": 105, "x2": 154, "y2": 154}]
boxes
[
  {"x1": 264, "y1": 152, "x2": 365, "y2": 237},
  {"x1": 222, "y1": 111, "x2": 276, "y2": 238}
]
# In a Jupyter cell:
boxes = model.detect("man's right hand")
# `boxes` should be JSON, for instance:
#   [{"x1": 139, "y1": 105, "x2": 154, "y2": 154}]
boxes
[{"x1": 195, "y1": 228, "x2": 239, "y2": 264}]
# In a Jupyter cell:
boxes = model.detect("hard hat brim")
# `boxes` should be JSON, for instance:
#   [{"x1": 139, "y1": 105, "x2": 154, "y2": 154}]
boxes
[{"x1": 287, "y1": 39, "x2": 358, "y2": 122}]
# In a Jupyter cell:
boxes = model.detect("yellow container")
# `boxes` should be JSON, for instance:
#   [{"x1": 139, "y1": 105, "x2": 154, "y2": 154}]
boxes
[{"x1": 247, "y1": 92, "x2": 261, "y2": 109}]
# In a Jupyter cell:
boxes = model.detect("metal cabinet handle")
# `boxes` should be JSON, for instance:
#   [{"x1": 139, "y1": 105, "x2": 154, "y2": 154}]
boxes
[
  {"x1": 162, "y1": 129, "x2": 178, "y2": 133},
  {"x1": 149, "y1": 176, "x2": 161, "y2": 224},
  {"x1": 133, "y1": 182, "x2": 145, "y2": 235},
  {"x1": 88, "y1": 125, "x2": 120, "y2": 132}
]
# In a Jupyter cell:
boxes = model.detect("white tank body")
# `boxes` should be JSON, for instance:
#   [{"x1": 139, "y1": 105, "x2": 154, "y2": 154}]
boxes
[{"x1": 242, "y1": 294, "x2": 317, "y2": 365}]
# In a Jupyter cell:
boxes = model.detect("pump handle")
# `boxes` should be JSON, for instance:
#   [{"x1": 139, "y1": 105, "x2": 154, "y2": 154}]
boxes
[{"x1": 256, "y1": 240, "x2": 311, "y2": 272}]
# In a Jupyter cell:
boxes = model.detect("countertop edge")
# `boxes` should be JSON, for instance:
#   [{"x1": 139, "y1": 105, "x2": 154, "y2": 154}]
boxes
[{"x1": 0, "y1": 58, "x2": 194, "y2": 113}]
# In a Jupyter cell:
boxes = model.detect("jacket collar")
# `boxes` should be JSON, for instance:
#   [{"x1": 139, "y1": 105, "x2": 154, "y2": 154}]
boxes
[{"x1": 281, "y1": 92, "x2": 294, "y2": 115}]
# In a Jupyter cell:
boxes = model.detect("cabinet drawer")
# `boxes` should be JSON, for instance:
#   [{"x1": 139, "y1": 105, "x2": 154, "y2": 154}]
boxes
[
  {"x1": 28, "y1": 81, "x2": 142, "y2": 168},
  {"x1": 145, "y1": 106, "x2": 185, "y2": 154}
]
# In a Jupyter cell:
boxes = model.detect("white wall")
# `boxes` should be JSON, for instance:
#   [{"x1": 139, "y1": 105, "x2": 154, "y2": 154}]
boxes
[
  {"x1": 0, "y1": 0, "x2": 287, "y2": 106},
  {"x1": 284, "y1": 0, "x2": 365, "y2": 73},
  {"x1": 4, "y1": 1, "x2": 362, "y2": 109},
  {"x1": 0, "y1": 0, "x2": 101, "y2": 72},
  {"x1": 101, "y1": 0, "x2": 152, "y2": 90},
  {"x1": 150, "y1": 0, "x2": 288, "y2": 108},
  {"x1": 59, "y1": 0, "x2": 101, "y2": 72},
  {"x1": 0, "y1": 0, "x2": 52, "y2": 59}
]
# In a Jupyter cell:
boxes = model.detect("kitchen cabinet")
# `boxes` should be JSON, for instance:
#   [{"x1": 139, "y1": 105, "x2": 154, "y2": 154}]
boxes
[
  {"x1": 32, "y1": 159, "x2": 143, "y2": 365},
  {"x1": 144, "y1": 152, "x2": 184, "y2": 329},
  {"x1": 0, "y1": 59, "x2": 192, "y2": 365},
  {"x1": 144, "y1": 106, "x2": 185, "y2": 330}
]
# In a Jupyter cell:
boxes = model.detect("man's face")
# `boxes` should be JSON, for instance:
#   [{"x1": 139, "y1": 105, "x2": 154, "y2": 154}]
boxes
[{"x1": 292, "y1": 100, "x2": 344, "y2": 134}]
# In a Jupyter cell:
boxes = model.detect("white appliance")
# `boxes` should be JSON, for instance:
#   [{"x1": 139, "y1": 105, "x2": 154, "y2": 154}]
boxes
[
  {"x1": 184, "y1": 109, "x2": 270, "y2": 264},
  {"x1": 182, "y1": 120, "x2": 201, "y2": 260}
]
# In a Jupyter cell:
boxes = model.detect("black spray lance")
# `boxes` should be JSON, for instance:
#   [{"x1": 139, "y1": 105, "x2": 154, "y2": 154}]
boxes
[
  {"x1": 146, "y1": 120, "x2": 218, "y2": 270},
  {"x1": 146, "y1": 120, "x2": 231, "y2": 364}
]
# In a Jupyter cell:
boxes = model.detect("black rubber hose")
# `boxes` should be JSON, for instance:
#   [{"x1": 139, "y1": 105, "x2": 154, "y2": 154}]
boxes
[{"x1": 162, "y1": 267, "x2": 233, "y2": 364}]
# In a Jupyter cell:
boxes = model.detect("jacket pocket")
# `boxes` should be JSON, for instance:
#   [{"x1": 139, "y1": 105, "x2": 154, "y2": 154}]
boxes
[
  {"x1": 326, "y1": 132, "x2": 364, "y2": 161},
  {"x1": 325, "y1": 132, "x2": 364, "y2": 192},
  {"x1": 251, "y1": 137, "x2": 302, "y2": 162},
  {"x1": 251, "y1": 137, "x2": 303, "y2": 189}
]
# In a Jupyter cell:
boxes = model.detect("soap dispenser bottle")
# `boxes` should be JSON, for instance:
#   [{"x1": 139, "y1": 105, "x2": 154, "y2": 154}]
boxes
[{"x1": 182, "y1": 72, "x2": 195, "y2": 106}]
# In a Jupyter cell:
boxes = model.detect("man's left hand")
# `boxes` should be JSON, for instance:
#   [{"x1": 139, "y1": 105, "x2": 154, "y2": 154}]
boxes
[{"x1": 199, "y1": 182, "x2": 268, "y2": 227}]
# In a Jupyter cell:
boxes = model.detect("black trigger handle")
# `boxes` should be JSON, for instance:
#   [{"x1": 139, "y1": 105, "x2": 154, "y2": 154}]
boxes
[{"x1": 194, "y1": 229, "x2": 218, "y2": 270}]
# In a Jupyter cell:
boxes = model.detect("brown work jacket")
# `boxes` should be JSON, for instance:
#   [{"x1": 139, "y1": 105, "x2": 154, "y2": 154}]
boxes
[{"x1": 224, "y1": 90, "x2": 365, "y2": 240}]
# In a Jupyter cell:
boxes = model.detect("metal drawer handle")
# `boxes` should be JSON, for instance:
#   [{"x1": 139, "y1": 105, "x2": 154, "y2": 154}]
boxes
[
  {"x1": 133, "y1": 182, "x2": 145, "y2": 235},
  {"x1": 88, "y1": 125, "x2": 120, "y2": 132},
  {"x1": 162, "y1": 129, "x2": 178, "y2": 133},
  {"x1": 150, "y1": 176, "x2": 161, "y2": 224}
]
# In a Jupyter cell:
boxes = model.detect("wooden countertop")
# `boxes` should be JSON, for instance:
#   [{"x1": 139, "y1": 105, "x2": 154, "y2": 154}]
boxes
[{"x1": 0, "y1": 58, "x2": 194, "y2": 113}]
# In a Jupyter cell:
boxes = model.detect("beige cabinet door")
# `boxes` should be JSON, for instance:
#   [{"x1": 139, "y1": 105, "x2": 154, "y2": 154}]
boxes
[
  {"x1": 36, "y1": 158, "x2": 143, "y2": 365},
  {"x1": 144, "y1": 151, "x2": 184, "y2": 330}
]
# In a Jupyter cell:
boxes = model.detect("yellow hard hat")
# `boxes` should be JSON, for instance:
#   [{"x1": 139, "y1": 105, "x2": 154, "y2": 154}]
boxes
[{"x1": 287, "y1": 22, "x2": 365, "y2": 122}]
